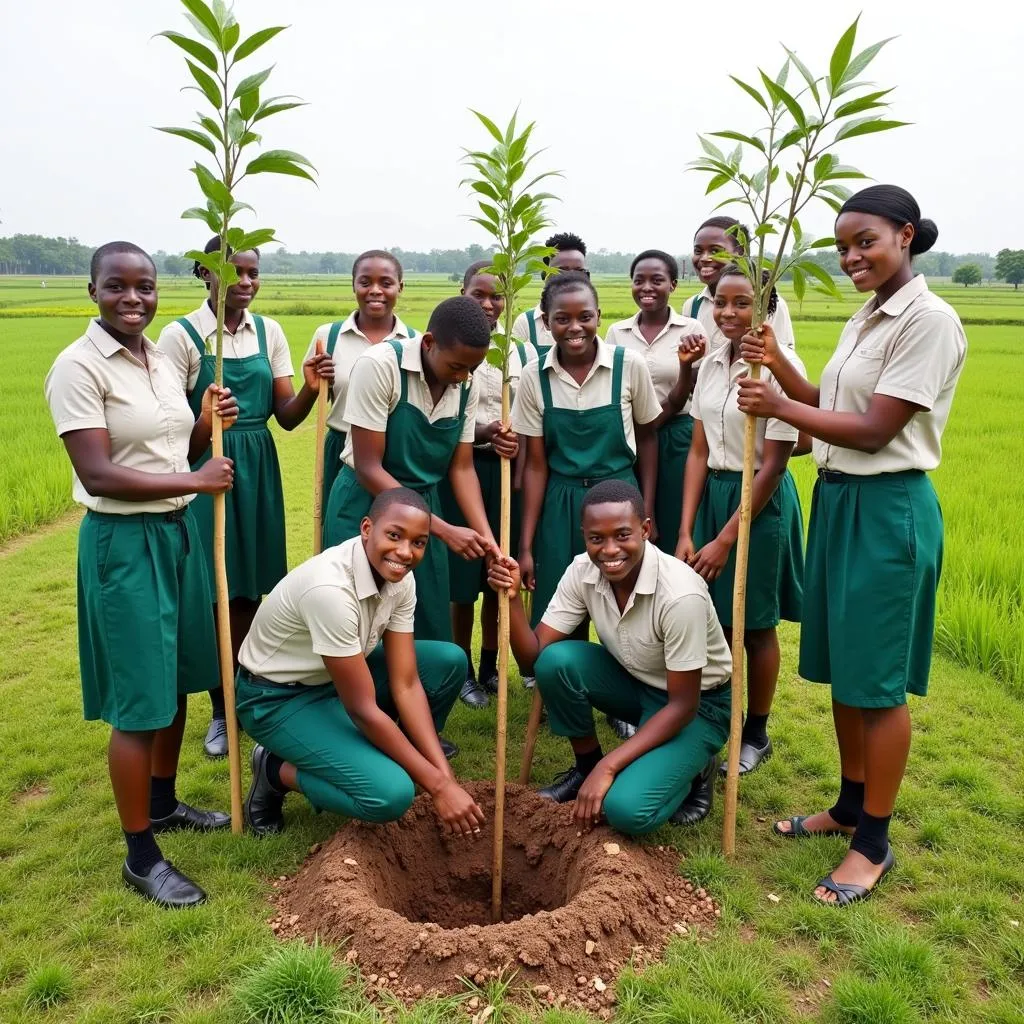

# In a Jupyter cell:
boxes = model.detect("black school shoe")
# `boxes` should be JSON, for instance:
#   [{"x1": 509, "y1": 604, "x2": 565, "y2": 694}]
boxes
[
  {"x1": 669, "y1": 757, "x2": 719, "y2": 826},
  {"x1": 245, "y1": 745, "x2": 286, "y2": 837},
  {"x1": 203, "y1": 716, "x2": 228, "y2": 758},
  {"x1": 459, "y1": 674, "x2": 490, "y2": 709},
  {"x1": 122, "y1": 859, "x2": 207, "y2": 908},
  {"x1": 480, "y1": 672, "x2": 499, "y2": 695},
  {"x1": 538, "y1": 765, "x2": 586, "y2": 803},
  {"x1": 151, "y1": 802, "x2": 231, "y2": 834},
  {"x1": 718, "y1": 737, "x2": 773, "y2": 776},
  {"x1": 607, "y1": 715, "x2": 638, "y2": 741},
  {"x1": 440, "y1": 737, "x2": 460, "y2": 761}
]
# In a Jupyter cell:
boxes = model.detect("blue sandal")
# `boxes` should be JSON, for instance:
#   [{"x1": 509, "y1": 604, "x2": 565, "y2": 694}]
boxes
[{"x1": 814, "y1": 846, "x2": 896, "y2": 907}]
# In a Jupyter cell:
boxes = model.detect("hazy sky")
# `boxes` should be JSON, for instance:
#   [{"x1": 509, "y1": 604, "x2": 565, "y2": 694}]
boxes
[{"x1": 2, "y1": 0, "x2": 1021, "y2": 256}]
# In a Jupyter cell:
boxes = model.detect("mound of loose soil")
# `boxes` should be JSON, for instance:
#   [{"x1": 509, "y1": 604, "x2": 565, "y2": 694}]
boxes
[{"x1": 270, "y1": 783, "x2": 718, "y2": 1012}]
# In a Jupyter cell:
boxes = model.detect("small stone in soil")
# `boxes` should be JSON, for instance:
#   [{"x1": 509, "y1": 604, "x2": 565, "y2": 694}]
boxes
[
  {"x1": 603, "y1": 842, "x2": 621, "y2": 856},
  {"x1": 585, "y1": 940, "x2": 596, "y2": 955},
  {"x1": 343, "y1": 857, "x2": 358, "y2": 866},
  {"x1": 593, "y1": 977, "x2": 607, "y2": 992}
]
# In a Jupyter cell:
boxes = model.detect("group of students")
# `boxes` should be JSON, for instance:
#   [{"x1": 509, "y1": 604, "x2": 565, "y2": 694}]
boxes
[{"x1": 44, "y1": 183, "x2": 966, "y2": 912}]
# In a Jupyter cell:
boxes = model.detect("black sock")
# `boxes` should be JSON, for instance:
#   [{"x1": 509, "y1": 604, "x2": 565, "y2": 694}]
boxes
[
  {"x1": 266, "y1": 753, "x2": 287, "y2": 793},
  {"x1": 124, "y1": 827, "x2": 163, "y2": 876},
  {"x1": 850, "y1": 810, "x2": 892, "y2": 865},
  {"x1": 478, "y1": 648, "x2": 498, "y2": 682},
  {"x1": 741, "y1": 713, "x2": 770, "y2": 748},
  {"x1": 149, "y1": 775, "x2": 178, "y2": 820},
  {"x1": 829, "y1": 776, "x2": 865, "y2": 828},
  {"x1": 574, "y1": 746, "x2": 604, "y2": 777},
  {"x1": 209, "y1": 687, "x2": 226, "y2": 719}
]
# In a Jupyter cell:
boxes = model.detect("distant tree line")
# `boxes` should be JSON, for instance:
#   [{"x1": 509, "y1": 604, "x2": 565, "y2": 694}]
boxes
[{"x1": 0, "y1": 233, "x2": 1018, "y2": 283}]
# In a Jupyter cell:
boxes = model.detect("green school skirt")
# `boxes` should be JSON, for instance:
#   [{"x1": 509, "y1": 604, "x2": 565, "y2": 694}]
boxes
[
  {"x1": 441, "y1": 449, "x2": 521, "y2": 604},
  {"x1": 77, "y1": 508, "x2": 220, "y2": 730},
  {"x1": 654, "y1": 415, "x2": 692, "y2": 554},
  {"x1": 191, "y1": 421, "x2": 287, "y2": 602},
  {"x1": 321, "y1": 428, "x2": 346, "y2": 518},
  {"x1": 799, "y1": 470, "x2": 943, "y2": 708},
  {"x1": 694, "y1": 469, "x2": 804, "y2": 630}
]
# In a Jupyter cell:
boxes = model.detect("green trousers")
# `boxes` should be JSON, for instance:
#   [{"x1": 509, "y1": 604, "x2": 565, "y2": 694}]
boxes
[
  {"x1": 235, "y1": 641, "x2": 465, "y2": 822},
  {"x1": 535, "y1": 641, "x2": 730, "y2": 835}
]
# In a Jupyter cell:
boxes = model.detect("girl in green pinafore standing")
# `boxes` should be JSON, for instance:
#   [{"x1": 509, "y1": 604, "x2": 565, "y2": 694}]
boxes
[
  {"x1": 677, "y1": 266, "x2": 806, "y2": 779},
  {"x1": 323, "y1": 297, "x2": 500, "y2": 654},
  {"x1": 737, "y1": 185, "x2": 966, "y2": 907},
  {"x1": 158, "y1": 237, "x2": 334, "y2": 758},
  {"x1": 512, "y1": 272, "x2": 662, "y2": 631},
  {"x1": 305, "y1": 250, "x2": 417, "y2": 513},
  {"x1": 44, "y1": 242, "x2": 238, "y2": 908}
]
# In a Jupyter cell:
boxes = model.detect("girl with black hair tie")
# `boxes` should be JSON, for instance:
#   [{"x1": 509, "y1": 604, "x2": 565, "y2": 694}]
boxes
[
  {"x1": 737, "y1": 185, "x2": 967, "y2": 906},
  {"x1": 158, "y1": 237, "x2": 334, "y2": 758}
]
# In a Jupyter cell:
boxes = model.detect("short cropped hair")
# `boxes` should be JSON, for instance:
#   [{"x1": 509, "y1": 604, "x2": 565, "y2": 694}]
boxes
[
  {"x1": 581, "y1": 480, "x2": 646, "y2": 521},
  {"x1": 426, "y1": 296, "x2": 492, "y2": 349},
  {"x1": 368, "y1": 486, "x2": 430, "y2": 522},
  {"x1": 90, "y1": 241, "x2": 155, "y2": 283}
]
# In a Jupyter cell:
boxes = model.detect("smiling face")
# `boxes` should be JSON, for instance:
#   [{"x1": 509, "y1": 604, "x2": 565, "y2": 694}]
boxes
[
  {"x1": 462, "y1": 272, "x2": 505, "y2": 329},
  {"x1": 206, "y1": 250, "x2": 260, "y2": 312},
  {"x1": 360, "y1": 503, "x2": 430, "y2": 584},
  {"x1": 692, "y1": 226, "x2": 741, "y2": 289},
  {"x1": 88, "y1": 251, "x2": 158, "y2": 338},
  {"x1": 421, "y1": 336, "x2": 487, "y2": 385},
  {"x1": 631, "y1": 257, "x2": 676, "y2": 315},
  {"x1": 712, "y1": 274, "x2": 756, "y2": 343},
  {"x1": 544, "y1": 285, "x2": 601, "y2": 360},
  {"x1": 835, "y1": 212, "x2": 914, "y2": 294},
  {"x1": 354, "y1": 255, "x2": 403, "y2": 319},
  {"x1": 582, "y1": 501, "x2": 650, "y2": 584}
]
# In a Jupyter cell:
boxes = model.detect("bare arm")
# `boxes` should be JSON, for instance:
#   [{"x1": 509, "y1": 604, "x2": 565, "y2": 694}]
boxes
[
  {"x1": 635, "y1": 420, "x2": 659, "y2": 523},
  {"x1": 448, "y1": 442, "x2": 500, "y2": 558},
  {"x1": 677, "y1": 420, "x2": 710, "y2": 559},
  {"x1": 271, "y1": 351, "x2": 335, "y2": 430},
  {"x1": 517, "y1": 434, "x2": 548, "y2": 591},
  {"x1": 740, "y1": 324, "x2": 820, "y2": 407}
]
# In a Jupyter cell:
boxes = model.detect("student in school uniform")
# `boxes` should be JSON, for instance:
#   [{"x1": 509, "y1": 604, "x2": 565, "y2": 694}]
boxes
[
  {"x1": 677, "y1": 265, "x2": 806, "y2": 779},
  {"x1": 604, "y1": 250, "x2": 708, "y2": 555},
  {"x1": 445, "y1": 260, "x2": 535, "y2": 707},
  {"x1": 305, "y1": 250, "x2": 417, "y2": 512},
  {"x1": 487, "y1": 481, "x2": 731, "y2": 833},
  {"x1": 323, "y1": 297, "x2": 500, "y2": 656},
  {"x1": 44, "y1": 242, "x2": 239, "y2": 908},
  {"x1": 512, "y1": 272, "x2": 662, "y2": 638},
  {"x1": 682, "y1": 217, "x2": 797, "y2": 353},
  {"x1": 159, "y1": 238, "x2": 334, "y2": 759},
  {"x1": 737, "y1": 185, "x2": 966, "y2": 906},
  {"x1": 511, "y1": 231, "x2": 588, "y2": 353},
  {"x1": 238, "y1": 488, "x2": 485, "y2": 838}
]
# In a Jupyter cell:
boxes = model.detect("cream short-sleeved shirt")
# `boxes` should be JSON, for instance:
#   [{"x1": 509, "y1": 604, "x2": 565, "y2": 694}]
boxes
[
  {"x1": 691, "y1": 343, "x2": 806, "y2": 471},
  {"x1": 238, "y1": 536, "x2": 416, "y2": 686},
  {"x1": 472, "y1": 335, "x2": 541, "y2": 441},
  {"x1": 511, "y1": 339, "x2": 662, "y2": 455},
  {"x1": 304, "y1": 313, "x2": 415, "y2": 434},
  {"x1": 541, "y1": 542, "x2": 730, "y2": 692},
  {"x1": 605, "y1": 308, "x2": 707, "y2": 417},
  {"x1": 682, "y1": 287, "x2": 797, "y2": 354},
  {"x1": 815, "y1": 275, "x2": 967, "y2": 474},
  {"x1": 44, "y1": 320, "x2": 197, "y2": 515},
  {"x1": 157, "y1": 303, "x2": 294, "y2": 393},
  {"x1": 511, "y1": 304, "x2": 553, "y2": 350},
  {"x1": 340, "y1": 337, "x2": 480, "y2": 468}
]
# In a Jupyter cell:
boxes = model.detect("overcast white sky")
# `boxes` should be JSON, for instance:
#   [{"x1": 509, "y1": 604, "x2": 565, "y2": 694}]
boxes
[{"x1": 1, "y1": 0, "x2": 1021, "y2": 256}]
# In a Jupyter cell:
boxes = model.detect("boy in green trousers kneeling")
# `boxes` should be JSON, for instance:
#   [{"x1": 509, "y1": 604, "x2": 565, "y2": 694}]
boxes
[
  {"x1": 488, "y1": 480, "x2": 731, "y2": 834},
  {"x1": 237, "y1": 487, "x2": 485, "y2": 839}
]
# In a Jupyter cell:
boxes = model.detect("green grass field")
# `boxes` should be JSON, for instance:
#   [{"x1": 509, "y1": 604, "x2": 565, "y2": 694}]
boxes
[{"x1": 1, "y1": 275, "x2": 1023, "y2": 1022}]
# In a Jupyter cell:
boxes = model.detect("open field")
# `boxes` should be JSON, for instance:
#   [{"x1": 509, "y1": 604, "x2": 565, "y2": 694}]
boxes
[{"x1": 1, "y1": 276, "x2": 1023, "y2": 1022}]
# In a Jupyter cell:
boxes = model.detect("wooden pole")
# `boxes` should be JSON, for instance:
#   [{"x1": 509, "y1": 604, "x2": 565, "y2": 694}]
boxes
[
  {"x1": 722, "y1": 361, "x2": 761, "y2": 858},
  {"x1": 491, "y1": 384, "x2": 512, "y2": 924},
  {"x1": 312, "y1": 339, "x2": 328, "y2": 556},
  {"x1": 518, "y1": 687, "x2": 543, "y2": 785}
]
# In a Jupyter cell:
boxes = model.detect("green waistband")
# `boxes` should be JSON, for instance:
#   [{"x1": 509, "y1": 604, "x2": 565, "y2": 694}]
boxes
[
  {"x1": 548, "y1": 467, "x2": 634, "y2": 489},
  {"x1": 707, "y1": 469, "x2": 744, "y2": 482},
  {"x1": 817, "y1": 468, "x2": 925, "y2": 484},
  {"x1": 227, "y1": 419, "x2": 272, "y2": 432}
]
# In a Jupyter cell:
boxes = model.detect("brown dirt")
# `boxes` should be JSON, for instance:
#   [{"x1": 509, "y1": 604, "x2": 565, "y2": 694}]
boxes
[{"x1": 271, "y1": 783, "x2": 719, "y2": 1011}]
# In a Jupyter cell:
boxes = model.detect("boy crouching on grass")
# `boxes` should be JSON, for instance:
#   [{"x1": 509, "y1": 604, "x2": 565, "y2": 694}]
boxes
[{"x1": 237, "y1": 487, "x2": 485, "y2": 839}]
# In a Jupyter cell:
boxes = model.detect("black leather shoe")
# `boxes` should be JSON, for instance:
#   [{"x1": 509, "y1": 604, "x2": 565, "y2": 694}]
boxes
[
  {"x1": 244, "y1": 745, "x2": 286, "y2": 837},
  {"x1": 440, "y1": 737, "x2": 459, "y2": 761},
  {"x1": 459, "y1": 675, "x2": 490, "y2": 709},
  {"x1": 480, "y1": 672, "x2": 499, "y2": 695},
  {"x1": 719, "y1": 737, "x2": 773, "y2": 776},
  {"x1": 607, "y1": 715, "x2": 638, "y2": 741},
  {"x1": 670, "y1": 757, "x2": 718, "y2": 826},
  {"x1": 522, "y1": 675, "x2": 536, "y2": 690},
  {"x1": 538, "y1": 765, "x2": 586, "y2": 803},
  {"x1": 151, "y1": 802, "x2": 230, "y2": 834},
  {"x1": 122, "y1": 859, "x2": 207, "y2": 908},
  {"x1": 203, "y1": 716, "x2": 228, "y2": 759}
]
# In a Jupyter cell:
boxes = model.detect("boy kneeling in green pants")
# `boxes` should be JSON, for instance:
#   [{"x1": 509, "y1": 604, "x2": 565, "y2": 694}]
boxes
[
  {"x1": 237, "y1": 487, "x2": 484, "y2": 838},
  {"x1": 488, "y1": 480, "x2": 731, "y2": 834}
]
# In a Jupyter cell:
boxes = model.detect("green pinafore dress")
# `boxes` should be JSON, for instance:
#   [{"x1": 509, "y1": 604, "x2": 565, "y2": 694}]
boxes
[
  {"x1": 323, "y1": 339, "x2": 469, "y2": 641},
  {"x1": 531, "y1": 344, "x2": 637, "y2": 626},
  {"x1": 179, "y1": 314, "x2": 287, "y2": 602}
]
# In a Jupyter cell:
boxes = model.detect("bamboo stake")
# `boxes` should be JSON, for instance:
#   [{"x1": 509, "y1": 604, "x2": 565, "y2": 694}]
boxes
[
  {"x1": 722, "y1": 361, "x2": 761, "y2": 858},
  {"x1": 312, "y1": 339, "x2": 328, "y2": 556},
  {"x1": 491, "y1": 388, "x2": 512, "y2": 924},
  {"x1": 518, "y1": 687, "x2": 544, "y2": 785}
]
